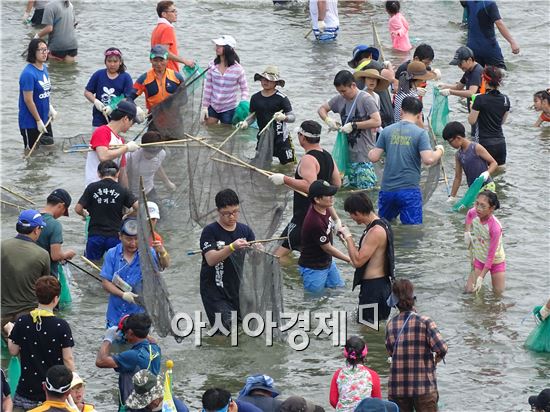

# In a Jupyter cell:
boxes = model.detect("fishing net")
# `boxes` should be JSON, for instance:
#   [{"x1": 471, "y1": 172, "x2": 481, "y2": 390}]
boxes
[
  {"x1": 230, "y1": 245, "x2": 286, "y2": 343},
  {"x1": 372, "y1": 21, "x2": 395, "y2": 128},
  {"x1": 250, "y1": 124, "x2": 275, "y2": 170},
  {"x1": 137, "y1": 181, "x2": 178, "y2": 339},
  {"x1": 60, "y1": 133, "x2": 91, "y2": 154},
  {"x1": 332, "y1": 131, "x2": 350, "y2": 175},
  {"x1": 150, "y1": 66, "x2": 205, "y2": 140},
  {"x1": 430, "y1": 88, "x2": 450, "y2": 137},
  {"x1": 524, "y1": 308, "x2": 550, "y2": 353},
  {"x1": 452, "y1": 174, "x2": 485, "y2": 211},
  {"x1": 58, "y1": 264, "x2": 72, "y2": 309},
  {"x1": 232, "y1": 100, "x2": 250, "y2": 125},
  {"x1": 420, "y1": 160, "x2": 441, "y2": 204}
]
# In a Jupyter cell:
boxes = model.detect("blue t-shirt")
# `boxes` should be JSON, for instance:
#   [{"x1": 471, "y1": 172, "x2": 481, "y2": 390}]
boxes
[
  {"x1": 18, "y1": 63, "x2": 50, "y2": 129},
  {"x1": 465, "y1": 1, "x2": 503, "y2": 66},
  {"x1": 112, "y1": 340, "x2": 161, "y2": 375},
  {"x1": 375, "y1": 120, "x2": 432, "y2": 191},
  {"x1": 100, "y1": 243, "x2": 159, "y2": 327},
  {"x1": 85, "y1": 69, "x2": 134, "y2": 127}
]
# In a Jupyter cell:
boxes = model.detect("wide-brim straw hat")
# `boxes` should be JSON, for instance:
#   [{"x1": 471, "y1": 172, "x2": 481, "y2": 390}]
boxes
[
  {"x1": 254, "y1": 65, "x2": 285, "y2": 87},
  {"x1": 354, "y1": 69, "x2": 391, "y2": 92},
  {"x1": 406, "y1": 61, "x2": 437, "y2": 81}
]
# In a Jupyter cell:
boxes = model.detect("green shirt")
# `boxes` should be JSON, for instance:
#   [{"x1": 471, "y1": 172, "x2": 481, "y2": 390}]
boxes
[
  {"x1": 1, "y1": 236, "x2": 50, "y2": 315},
  {"x1": 36, "y1": 213, "x2": 63, "y2": 276}
]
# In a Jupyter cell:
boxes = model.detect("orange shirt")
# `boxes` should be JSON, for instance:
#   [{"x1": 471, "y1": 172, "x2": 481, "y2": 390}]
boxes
[{"x1": 151, "y1": 21, "x2": 179, "y2": 72}]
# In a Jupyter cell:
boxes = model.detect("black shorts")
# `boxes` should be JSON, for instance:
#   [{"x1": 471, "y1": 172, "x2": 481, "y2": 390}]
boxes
[
  {"x1": 31, "y1": 8, "x2": 44, "y2": 26},
  {"x1": 273, "y1": 136, "x2": 296, "y2": 165},
  {"x1": 49, "y1": 49, "x2": 78, "y2": 59},
  {"x1": 200, "y1": 293, "x2": 239, "y2": 330},
  {"x1": 483, "y1": 142, "x2": 507, "y2": 165},
  {"x1": 280, "y1": 214, "x2": 303, "y2": 251},
  {"x1": 20, "y1": 126, "x2": 54, "y2": 149},
  {"x1": 358, "y1": 277, "x2": 392, "y2": 324}
]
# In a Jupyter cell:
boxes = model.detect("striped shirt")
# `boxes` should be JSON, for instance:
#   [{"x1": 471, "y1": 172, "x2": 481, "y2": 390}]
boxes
[
  {"x1": 202, "y1": 61, "x2": 249, "y2": 113},
  {"x1": 393, "y1": 89, "x2": 418, "y2": 123},
  {"x1": 385, "y1": 311, "x2": 447, "y2": 397}
]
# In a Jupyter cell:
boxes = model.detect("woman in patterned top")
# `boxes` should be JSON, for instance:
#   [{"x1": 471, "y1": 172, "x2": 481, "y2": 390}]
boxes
[{"x1": 329, "y1": 335, "x2": 381, "y2": 412}]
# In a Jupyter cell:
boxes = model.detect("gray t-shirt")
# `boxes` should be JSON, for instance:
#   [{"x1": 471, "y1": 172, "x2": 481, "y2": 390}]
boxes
[
  {"x1": 329, "y1": 91, "x2": 379, "y2": 163},
  {"x1": 375, "y1": 120, "x2": 432, "y2": 191},
  {"x1": 42, "y1": 0, "x2": 77, "y2": 52}
]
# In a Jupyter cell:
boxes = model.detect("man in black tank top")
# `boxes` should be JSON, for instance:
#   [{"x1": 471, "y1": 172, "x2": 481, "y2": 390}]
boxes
[
  {"x1": 338, "y1": 192, "x2": 395, "y2": 325},
  {"x1": 268, "y1": 120, "x2": 342, "y2": 257}
]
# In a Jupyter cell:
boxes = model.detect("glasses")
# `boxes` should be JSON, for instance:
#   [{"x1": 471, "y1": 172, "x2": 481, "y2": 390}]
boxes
[
  {"x1": 219, "y1": 209, "x2": 240, "y2": 218},
  {"x1": 37, "y1": 48, "x2": 49, "y2": 53}
]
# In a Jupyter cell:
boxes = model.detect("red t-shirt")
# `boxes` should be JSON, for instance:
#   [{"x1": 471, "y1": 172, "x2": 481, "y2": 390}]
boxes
[
  {"x1": 540, "y1": 112, "x2": 550, "y2": 123},
  {"x1": 84, "y1": 125, "x2": 126, "y2": 186},
  {"x1": 151, "y1": 22, "x2": 179, "y2": 72}
]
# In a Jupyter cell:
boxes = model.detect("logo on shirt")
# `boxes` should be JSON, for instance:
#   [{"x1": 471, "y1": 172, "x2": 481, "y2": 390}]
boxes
[
  {"x1": 320, "y1": 236, "x2": 327, "y2": 243},
  {"x1": 38, "y1": 74, "x2": 51, "y2": 99},
  {"x1": 100, "y1": 87, "x2": 116, "y2": 105}
]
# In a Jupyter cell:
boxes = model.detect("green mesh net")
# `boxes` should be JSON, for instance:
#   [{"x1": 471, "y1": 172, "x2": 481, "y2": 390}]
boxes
[
  {"x1": 431, "y1": 88, "x2": 450, "y2": 137},
  {"x1": 452, "y1": 174, "x2": 485, "y2": 211},
  {"x1": 232, "y1": 100, "x2": 250, "y2": 125},
  {"x1": 58, "y1": 264, "x2": 72, "y2": 308},
  {"x1": 332, "y1": 131, "x2": 350, "y2": 175},
  {"x1": 524, "y1": 307, "x2": 550, "y2": 353}
]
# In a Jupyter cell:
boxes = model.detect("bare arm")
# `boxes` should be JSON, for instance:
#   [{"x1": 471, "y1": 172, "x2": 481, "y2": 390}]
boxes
[
  {"x1": 450, "y1": 84, "x2": 479, "y2": 99},
  {"x1": 320, "y1": 243, "x2": 350, "y2": 263},
  {"x1": 317, "y1": 0, "x2": 327, "y2": 20},
  {"x1": 495, "y1": 19, "x2": 519, "y2": 53},
  {"x1": 368, "y1": 148, "x2": 384, "y2": 163},
  {"x1": 23, "y1": 91, "x2": 41, "y2": 122},
  {"x1": 84, "y1": 90, "x2": 97, "y2": 105},
  {"x1": 474, "y1": 143, "x2": 498, "y2": 175},
  {"x1": 36, "y1": 24, "x2": 53, "y2": 37},
  {"x1": 420, "y1": 148, "x2": 443, "y2": 166},
  {"x1": 62, "y1": 347, "x2": 75, "y2": 371},
  {"x1": 451, "y1": 157, "x2": 463, "y2": 198},
  {"x1": 160, "y1": 46, "x2": 195, "y2": 68},
  {"x1": 204, "y1": 238, "x2": 249, "y2": 267},
  {"x1": 95, "y1": 145, "x2": 128, "y2": 163},
  {"x1": 155, "y1": 166, "x2": 176, "y2": 190},
  {"x1": 50, "y1": 243, "x2": 76, "y2": 262},
  {"x1": 74, "y1": 203, "x2": 87, "y2": 218},
  {"x1": 282, "y1": 155, "x2": 318, "y2": 194},
  {"x1": 118, "y1": 167, "x2": 129, "y2": 189},
  {"x1": 344, "y1": 226, "x2": 384, "y2": 268},
  {"x1": 25, "y1": 0, "x2": 35, "y2": 13},
  {"x1": 468, "y1": 109, "x2": 479, "y2": 125},
  {"x1": 318, "y1": 102, "x2": 331, "y2": 122},
  {"x1": 330, "y1": 160, "x2": 342, "y2": 187},
  {"x1": 95, "y1": 341, "x2": 118, "y2": 368}
]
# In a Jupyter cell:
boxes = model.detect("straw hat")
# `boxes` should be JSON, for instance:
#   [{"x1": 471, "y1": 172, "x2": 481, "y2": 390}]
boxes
[
  {"x1": 353, "y1": 69, "x2": 391, "y2": 92},
  {"x1": 254, "y1": 65, "x2": 285, "y2": 87},
  {"x1": 406, "y1": 61, "x2": 437, "y2": 81}
]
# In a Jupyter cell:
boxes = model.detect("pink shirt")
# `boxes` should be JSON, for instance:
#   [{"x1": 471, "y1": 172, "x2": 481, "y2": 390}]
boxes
[
  {"x1": 388, "y1": 13, "x2": 412, "y2": 52},
  {"x1": 466, "y1": 208, "x2": 505, "y2": 269},
  {"x1": 202, "y1": 61, "x2": 249, "y2": 113}
]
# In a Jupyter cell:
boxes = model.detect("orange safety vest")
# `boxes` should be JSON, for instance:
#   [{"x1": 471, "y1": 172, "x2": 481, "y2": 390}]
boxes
[{"x1": 133, "y1": 68, "x2": 183, "y2": 111}]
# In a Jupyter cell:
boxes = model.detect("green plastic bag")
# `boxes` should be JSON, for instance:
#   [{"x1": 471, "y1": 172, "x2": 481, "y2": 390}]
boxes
[
  {"x1": 452, "y1": 174, "x2": 485, "y2": 211},
  {"x1": 431, "y1": 88, "x2": 450, "y2": 137},
  {"x1": 332, "y1": 131, "x2": 350, "y2": 175},
  {"x1": 525, "y1": 306, "x2": 550, "y2": 353},
  {"x1": 58, "y1": 264, "x2": 72, "y2": 308},
  {"x1": 232, "y1": 100, "x2": 250, "y2": 125},
  {"x1": 8, "y1": 355, "x2": 21, "y2": 397}
]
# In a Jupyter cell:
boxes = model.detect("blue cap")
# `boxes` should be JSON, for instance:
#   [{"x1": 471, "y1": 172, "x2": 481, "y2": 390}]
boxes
[
  {"x1": 17, "y1": 209, "x2": 47, "y2": 228},
  {"x1": 150, "y1": 44, "x2": 168, "y2": 59},
  {"x1": 348, "y1": 45, "x2": 380, "y2": 68}
]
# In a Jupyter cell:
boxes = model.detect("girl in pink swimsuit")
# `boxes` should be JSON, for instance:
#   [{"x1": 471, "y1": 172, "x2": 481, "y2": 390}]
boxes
[{"x1": 465, "y1": 191, "x2": 506, "y2": 294}]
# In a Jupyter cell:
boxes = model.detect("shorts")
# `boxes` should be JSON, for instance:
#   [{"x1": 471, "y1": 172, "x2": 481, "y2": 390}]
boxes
[
  {"x1": 378, "y1": 188, "x2": 423, "y2": 225},
  {"x1": 389, "y1": 391, "x2": 439, "y2": 412},
  {"x1": 313, "y1": 27, "x2": 339, "y2": 42},
  {"x1": 473, "y1": 258, "x2": 506, "y2": 273},
  {"x1": 31, "y1": 8, "x2": 44, "y2": 25},
  {"x1": 272, "y1": 134, "x2": 296, "y2": 165},
  {"x1": 358, "y1": 277, "x2": 392, "y2": 324},
  {"x1": 49, "y1": 48, "x2": 78, "y2": 59},
  {"x1": 200, "y1": 293, "x2": 239, "y2": 330},
  {"x1": 85, "y1": 234, "x2": 120, "y2": 261},
  {"x1": 20, "y1": 125, "x2": 54, "y2": 149},
  {"x1": 482, "y1": 142, "x2": 506, "y2": 165},
  {"x1": 344, "y1": 161, "x2": 377, "y2": 190},
  {"x1": 208, "y1": 106, "x2": 236, "y2": 125},
  {"x1": 280, "y1": 214, "x2": 304, "y2": 251},
  {"x1": 299, "y1": 260, "x2": 345, "y2": 293}
]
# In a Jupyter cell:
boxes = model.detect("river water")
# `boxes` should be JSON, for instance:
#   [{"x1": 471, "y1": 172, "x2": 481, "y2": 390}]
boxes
[{"x1": 1, "y1": 1, "x2": 549, "y2": 411}]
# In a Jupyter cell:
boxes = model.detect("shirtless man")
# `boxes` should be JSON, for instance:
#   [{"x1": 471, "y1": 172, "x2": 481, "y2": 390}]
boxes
[{"x1": 338, "y1": 192, "x2": 395, "y2": 324}]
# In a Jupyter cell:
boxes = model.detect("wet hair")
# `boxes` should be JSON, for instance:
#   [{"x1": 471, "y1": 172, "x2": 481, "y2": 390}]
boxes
[
  {"x1": 35, "y1": 276, "x2": 61, "y2": 304},
  {"x1": 214, "y1": 45, "x2": 240, "y2": 67},
  {"x1": 413, "y1": 44, "x2": 434, "y2": 62},
  {"x1": 141, "y1": 131, "x2": 164, "y2": 154},
  {"x1": 401, "y1": 96, "x2": 423, "y2": 115},
  {"x1": 301, "y1": 120, "x2": 322, "y2": 143},
  {"x1": 333, "y1": 70, "x2": 355, "y2": 87},
  {"x1": 385, "y1": 1, "x2": 400, "y2": 15},
  {"x1": 442, "y1": 121, "x2": 466, "y2": 141},
  {"x1": 26, "y1": 38, "x2": 47, "y2": 64},
  {"x1": 343, "y1": 192, "x2": 375, "y2": 215},
  {"x1": 45, "y1": 365, "x2": 73, "y2": 397},
  {"x1": 98, "y1": 160, "x2": 120, "y2": 177},
  {"x1": 392, "y1": 279, "x2": 415, "y2": 311},
  {"x1": 202, "y1": 388, "x2": 231, "y2": 411},
  {"x1": 124, "y1": 313, "x2": 152, "y2": 338},
  {"x1": 104, "y1": 47, "x2": 126, "y2": 73},
  {"x1": 536, "y1": 89, "x2": 550, "y2": 104},
  {"x1": 344, "y1": 336, "x2": 367, "y2": 368},
  {"x1": 477, "y1": 190, "x2": 500, "y2": 210},
  {"x1": 156, "y1": 0, "x2": 174, "y2": 17},
  {"x1": 483, "y1": 66, "x2": 503, "y2": 88},
  {"x1": 215, "y1": 189, "x2": 239, "y2": 209}
]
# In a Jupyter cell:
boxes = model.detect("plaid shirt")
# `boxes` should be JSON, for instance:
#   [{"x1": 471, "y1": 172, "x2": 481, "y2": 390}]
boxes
[{"x1": 385, "y1": 311, "x2": 448, "y2": 397}]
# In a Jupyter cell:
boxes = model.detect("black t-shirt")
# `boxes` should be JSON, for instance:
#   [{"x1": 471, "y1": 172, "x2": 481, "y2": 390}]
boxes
[
  {"x1": 9, "y1": 314, "x2": 74, "y2": 402},
  {"x1": 78, "y1": 178, "x2": 137, "y2": 236},
  {"x1": 472, "y1": 89, "x2": 510, "y2": 144},
  {"x1": 460, "y1": 63, "x2": 483, "y2": 111},
  {"x1": 199, "y1": 222, "x2": 255, "y2": 307},
  {"x1": 1, "y1": 369, "x2": 10, "y2": 406},
  {"x1": 249, "y1": 90, "x2": 293, "y2": 132},
  {"x1": 298, "y1": 205, "x2": 333, "y2": 269}
]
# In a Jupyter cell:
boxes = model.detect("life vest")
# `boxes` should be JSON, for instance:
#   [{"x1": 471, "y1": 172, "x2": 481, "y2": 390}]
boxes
[{"x1": 136, "y1": 68, "x2": 183, "y2": 111}]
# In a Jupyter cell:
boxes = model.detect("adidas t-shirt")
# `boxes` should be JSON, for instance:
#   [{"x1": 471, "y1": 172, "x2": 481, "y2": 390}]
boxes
[{"x1": 18, "y1": 64, "x2": 50, "y2": 129}]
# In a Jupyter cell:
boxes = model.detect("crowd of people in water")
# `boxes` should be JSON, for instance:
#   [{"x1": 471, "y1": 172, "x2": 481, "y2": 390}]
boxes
[{"x1": 2, "y1": 0, "x2": 549, "y2": 411}]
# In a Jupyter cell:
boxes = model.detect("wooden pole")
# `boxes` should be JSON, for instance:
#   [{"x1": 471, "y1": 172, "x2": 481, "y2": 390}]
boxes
[
  {"x1": 1, "y1": 186, "x2": 36, "y2": 205},
  {"x1": 81, "y1": 255, "x2": 101, "y2": 272},
  {"x1": 0, "y1": 199, "x2": 25, "y2": 210},
  {"x1": 63, "y1": 138, "x2": 199, "y2": 153},
  {"x1": 257, "y1": 110, "x2": 282, "y2": 137},
  {"x1": 372, "y1": 22, "x2": 386, "y2": 62},
  {"x1": 25, "y1": 117, "x2": 53, "y2": 159},
  {"x1": 187, "y1": 237, "x2": 288, "y2": 255}
]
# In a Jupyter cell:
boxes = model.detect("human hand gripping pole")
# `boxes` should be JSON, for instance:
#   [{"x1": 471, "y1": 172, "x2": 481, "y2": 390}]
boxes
[{"x1": 25, "y1": 117, "x2": 53, "y2": 159}]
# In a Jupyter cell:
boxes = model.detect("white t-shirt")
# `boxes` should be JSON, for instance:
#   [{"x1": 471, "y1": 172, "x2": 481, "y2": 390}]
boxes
[
  {"x1": 309, "y1": 0, "x2": 339, "y2": 29},
  {"x1": 84, "y1": 125, "x2": 125, "y2": 187}
]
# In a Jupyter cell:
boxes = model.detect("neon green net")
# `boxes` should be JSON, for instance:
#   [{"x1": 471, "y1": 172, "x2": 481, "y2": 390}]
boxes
[
  {"x1": 332, "y1": 131, "x2": 350, "y2": 175},
  {"x1": 524, "y1": 306, "x2": 550, "y2": 353},
  {"x1": 431, "y1": 88, "x2": 450, "y2": 137}
]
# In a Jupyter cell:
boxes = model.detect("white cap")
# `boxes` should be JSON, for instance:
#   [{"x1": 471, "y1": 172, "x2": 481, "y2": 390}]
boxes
[
  {"x1": 70, "y1": 372, "x2": 84, "y2": 389},
  {"x1": 212, "y1": 35, "x2": 237, "y2": 49},
  {"x1": 147, "y1": 201, "x2": 160, "y2": 220}
]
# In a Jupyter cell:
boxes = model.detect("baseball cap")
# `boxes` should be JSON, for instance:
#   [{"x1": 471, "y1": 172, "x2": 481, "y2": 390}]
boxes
[
  {"x1": 449, "y1": 46, "x2": 475, "y2": 65},
  {"x1": 114, "y1": 99, "x2": 137, "y2": 121},
  {"x1": 47, "y1": 188, "x2": 71, "y2": 217},
  {"x1": 212, "y1": 35, "x2": 237, "y2": 49},
  {"x1": 70, "y1": 372, "x2": 85, "y2": 389},
  {"x1": 308, "y1": 180, "x2": 338, "y2": 199},
  {"x1": 17, "y1": 209, "x2": 46, "y2": 228},
  {"x1": 120, "y1": 217, "x2": 138, "y2": 236},
  {"x1": 147, "y1": 201, "x2": 160, "y2": 220},
  {"x1": 529, "y1": 389, "x2": 550, "y2": 411},
  {"x1": 150, "y1": 44, "x2": 168, "y2": 59},
  {"x1": 280, "y1": 396, "x2": 324, "y2": 412},
  {"x1": 348, "y1": 45, "x2": 380, "y2": 68}
]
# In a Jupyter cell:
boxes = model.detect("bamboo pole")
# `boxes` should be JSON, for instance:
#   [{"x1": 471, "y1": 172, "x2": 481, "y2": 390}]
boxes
[
  {"x1": 186, "y1": 237, "x2": 287, "y2": 255},
  {"x1": 81, "y1": 255, "x2": 101, "y2": 272},
  {"x1": 0, "y1": 199, "x2": 25, "y2": 210},
  {"x1": 25, "y1": 117, "x2": 53, "y2": 159},
  {"x1": 63, "y1": 138, "x2": 200, "y2": 153},
  {"x1": 1, "y1": 186, "x2": 36, "y2": 204}
]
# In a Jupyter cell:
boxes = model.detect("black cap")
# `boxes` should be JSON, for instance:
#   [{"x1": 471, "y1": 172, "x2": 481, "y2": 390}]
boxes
[
  {"x1": 47, "y1": 188, "x2": 72, "y2": 216},
  {"x1": 308, "y1": 180, "x2": 338, "y2": 199},
  {"x1": 529, "y1": 389, "x2": 550, "y2": 411},
  {"x1": 449, "y1": 46, "x2": 475, "y2": 65},
  {"x1": 115, "y1": 99, "x2": 137, "y2": 121}
]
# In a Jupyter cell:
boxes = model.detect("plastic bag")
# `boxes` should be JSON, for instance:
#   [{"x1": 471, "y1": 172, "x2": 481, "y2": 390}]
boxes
[
  {"x1": 58, "y1": 264, "x2": 72, "y2": 308},
  {"x1": 525, "y1": 307, "x2": 550, "y2": 353},
  {"x1": 452, "y1": 174, "x2": 485, "y2": 211},
  {"x1": 232, "y1": 100, "x2": 250, "y2": 125},
  {"x1": 332, "y1": 131, "x2": 350, "y2": 175},
  {"x1": 431, "y1": 87, "x2": 450, "y2": 137}
]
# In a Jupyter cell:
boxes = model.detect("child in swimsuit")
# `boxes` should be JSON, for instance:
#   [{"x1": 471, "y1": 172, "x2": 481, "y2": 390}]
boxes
[
  {"x1": 533, "y1": 89, "x2": 550, "y2": 127},
  {"x1": 465, "y1": 190, "x2": 505, "y2": 294}
]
